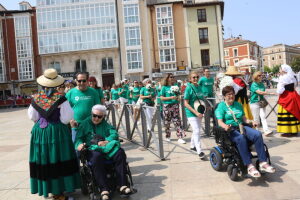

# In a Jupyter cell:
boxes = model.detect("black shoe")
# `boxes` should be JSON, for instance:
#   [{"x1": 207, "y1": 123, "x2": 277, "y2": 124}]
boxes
[
  {"x1": 199, "y1": 152, "x2": 205, "y2": 159},
  {"x1": 190, "y1": 147, "x2": 197, "y2": 152}
]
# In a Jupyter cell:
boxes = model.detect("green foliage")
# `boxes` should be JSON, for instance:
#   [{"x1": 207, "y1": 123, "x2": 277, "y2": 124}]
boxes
[
  {"x1": 271, "y1": 65, "x2": 280, "y2": 74},
  {"x1": 291, "y1": 56, "x2": 300, "y2": 72},
  {"x1": 264, "y1": 66, "x2": 272, "y2": 73}
]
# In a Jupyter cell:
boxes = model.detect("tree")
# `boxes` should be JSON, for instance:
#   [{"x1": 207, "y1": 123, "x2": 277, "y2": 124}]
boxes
[
  {"x1": 291, "y1": 56, "x2": 300, "y2": 72},
  {"x1": 271, "y1": 65, "x2": 280, "y2": 74},
  {"x1": 264, "y1": 66, "x2": 271, "y2": 73}
]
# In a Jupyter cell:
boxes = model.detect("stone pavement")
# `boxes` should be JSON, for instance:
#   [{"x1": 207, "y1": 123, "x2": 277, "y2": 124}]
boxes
[{"x1": 0, "y1": 92, "x2": 300, "y2": 200}]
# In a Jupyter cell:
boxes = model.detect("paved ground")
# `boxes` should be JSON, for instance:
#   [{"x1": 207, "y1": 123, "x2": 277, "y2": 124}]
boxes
[{"x1": 0, "y1": 89, "x2": 300, "y2": 200}]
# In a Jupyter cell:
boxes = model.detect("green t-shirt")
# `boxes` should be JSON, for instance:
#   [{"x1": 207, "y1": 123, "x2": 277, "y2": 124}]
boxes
[
  {"x1": 215, "y1": 101, "x2": 244, "y2": 127},
  {"x1": 198, "y1": 76, "x2": 214, "y2": 97},
  {"x1": 250, "y1": 82, "x2": 265, "y2": 104},
  {"x1": 156, "y1": 86, "x2": 161, "y2": 104},
  {"x1": 95, "y1": 88, "x2": 104, "y2": 103},
  {"x1": 183, "y1": 83, "x2": 204, "y2": 118},
  {"x1": 66, "y1": 87, "x2": 100, "y2": 122},
  {"x1": 140, "y1": 87, "x2": 155, "y2": 104},
  {"x1": 161, "y1": 85, "x2": 179, "y2": 104},
  {"x1": 119, "y1": 84, "x2": 129, "y2": 99},
  {"x1": 131, "y1": 87, "x2": 140, "y2": 102},
  {"x1": 103, "y1": 90, "x2": 110, "y2": 101},
  {"x1": 111, "y1": 88, "x2": 119, "y2": 100}
]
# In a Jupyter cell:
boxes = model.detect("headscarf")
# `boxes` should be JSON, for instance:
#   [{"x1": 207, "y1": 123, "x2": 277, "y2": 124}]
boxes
[{"x1": 277, "y1": 64, "x2": 297, "y2": 94}]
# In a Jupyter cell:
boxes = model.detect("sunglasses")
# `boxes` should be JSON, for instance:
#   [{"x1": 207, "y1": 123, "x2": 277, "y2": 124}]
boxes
[
  {"x1": 92, "y1": 114, "x2": 104, "y2": 119},
  {"x1": 77, "y1": 79, "x2": 87, "y2": 83},
  {"x1": 169, "y1": 76, "x2": 174, "y2": 78},
  {"x1": 192, "y1": 76, "x2": 199, "y2": 79}
]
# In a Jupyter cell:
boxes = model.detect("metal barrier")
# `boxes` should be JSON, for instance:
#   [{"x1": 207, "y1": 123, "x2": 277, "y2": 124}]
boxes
[{"x1": 106, "y1": 103, "x2": 165, "y2": 160}]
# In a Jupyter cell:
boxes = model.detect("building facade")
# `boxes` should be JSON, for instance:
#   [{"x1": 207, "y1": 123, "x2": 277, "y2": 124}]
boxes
[
  {"x1": 263, "y1": 44, "x2": 300, "y2": 68},
  {"x1": 224, "y1": 36, "x2": 262, "y2": 72},
  {"x1": 36, "y1": 0, "x2": 120, "y2": 87},
  {"x1": 0, "y1": 2, "x2": 41, "y2": 99}
]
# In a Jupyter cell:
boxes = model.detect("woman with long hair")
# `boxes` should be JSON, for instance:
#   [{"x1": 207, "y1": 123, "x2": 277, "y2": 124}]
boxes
[
  {"x1": 88, "y1": 76, "x2": 105, "y2": 104},
  {"x1": 161, "y1": 73, "x2": 186, "y2": 143},
  {"x1": 183, "y1": 71, "x2": 205, "y2": 158}
]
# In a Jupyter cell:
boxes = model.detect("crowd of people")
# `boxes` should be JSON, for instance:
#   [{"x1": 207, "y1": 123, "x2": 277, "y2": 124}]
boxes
[{"x1": 26, "y1": 64, "x2": 300, "y2": 199}]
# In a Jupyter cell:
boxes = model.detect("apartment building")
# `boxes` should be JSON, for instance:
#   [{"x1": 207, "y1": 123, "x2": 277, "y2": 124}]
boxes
[
  {"x1": 36, "y1": 0, "x2": 120, "y2": 88},
  {"x1": 263, "y1": 44, "x2": 300, "y2": 68},
  {"x1": 0, "y1": 2, "x2": 41, "y2": 99},
  {"x1": 224, "y1": 36, "x2": 262, "y2": 72}
]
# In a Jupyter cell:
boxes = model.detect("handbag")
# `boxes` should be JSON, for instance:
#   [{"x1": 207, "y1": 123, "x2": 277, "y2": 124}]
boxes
[
  {"x1": 258, "y1": 96, "x2": 268, "y2": 108},
  {"x1": 190, "y1": 86, "x2": 206, "y2": 114}
]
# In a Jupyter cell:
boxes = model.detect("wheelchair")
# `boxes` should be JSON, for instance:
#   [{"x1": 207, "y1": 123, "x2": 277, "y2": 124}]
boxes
[
  {"x1": 209, "y1": 104, "x2": 272, "y2": 181},
  {"x1": 79, "y1": 147, "x2": 136, "y2": 200}
]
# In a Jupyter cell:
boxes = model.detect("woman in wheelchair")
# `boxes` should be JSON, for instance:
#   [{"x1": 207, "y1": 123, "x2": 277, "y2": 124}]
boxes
[
  {"x1": 215, "y1": 86, "x2": 275, "y2": 178},
  {"x1": 73, "y1": 105, "x2": 132, "y2": 200}
]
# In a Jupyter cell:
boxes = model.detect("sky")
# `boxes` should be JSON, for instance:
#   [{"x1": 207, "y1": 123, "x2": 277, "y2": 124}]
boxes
[{"x1": 1, "y1": 0, "x2": 299, "y2": 48}]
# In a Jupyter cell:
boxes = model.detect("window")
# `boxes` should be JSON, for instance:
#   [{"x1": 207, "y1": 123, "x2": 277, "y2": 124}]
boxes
[
  {"x1": 125, "y1": 26, "x2": 140, "y2": 46},
  {"x1": 197, "y1": 9, "x2": 206, "y2": 22},
  {"x1": 127, "y1": 49, "x2": 142, "y2": 70},
  {"x1": 272, "y1": 57, "x2": 275, "y2": 60},
  {"x1": 198, "y1": 28, "x2": 208, "y2": 44},
  {"x1": 279, "y1": 55, "x2": 282, "y2": 59},
  {"x1": 201, "y1": 49, "x2": 210, "y2": 66},
  {"x1": 234, "y1": 59, "x2": 239, "y2": 64},
  {"x1": 224, "y1": 50, "x2": 229, "y2": 57},
  {"x1": 156, "y1": 6, "x2": 173, "y2": 25},
  {"x1": 124, "y1": 4, "x2": 139, "y2": 23},
  {"x1": 160, "y1": 63, "x2": 176, "y2": 71},
  {"x1": 75, "y1": 59, "x2": 87, "y2": 72},
  {"x1": 225, "y1": 60, "x2": 230, "y2": 67},
  {"x1": 160, "y1": 48, "x2": 176, "y2": 63},
  {"x1": 158, "y1": 25, "x2": 174, "y2": 47},
  {"x1": 233, "y1": 48, "x2": 238, "y2": 57},
  {"x1": 18, "y1": 59, "x2": 33, "y2": 80},
  {"x1": 102, "y1": 57, "x2": 113, "y2": 71},
  {"x1": 49, "y1": 61, "x2": 61, "y2": 73}
]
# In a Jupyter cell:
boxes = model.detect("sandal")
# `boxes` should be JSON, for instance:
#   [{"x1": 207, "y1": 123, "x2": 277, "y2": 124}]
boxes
[
  {"x1": 101, "y1": 191, "x2": 110, "y2": 200},
  {"x1": 259, "y1": 162, "x2": 275, "y2": 173},
  {"x1": 247, "y1": 165, "x2": 261, "y2": 178},
  {"x1": 120, "y1": 186, "x2": 131, "y2": 198}
]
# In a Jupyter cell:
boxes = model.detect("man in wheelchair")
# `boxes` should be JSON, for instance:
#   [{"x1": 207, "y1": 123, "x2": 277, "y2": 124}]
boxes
[
  {"x1": 214, "y1": 86, "x2": 275, "y2": 178},
  {"x1": 72, "y1": 104, "x2": 133, "y2": 200}
]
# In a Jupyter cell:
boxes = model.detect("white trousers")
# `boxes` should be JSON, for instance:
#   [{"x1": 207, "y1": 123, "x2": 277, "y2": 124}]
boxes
[
  {"x1": 250, "y1": 102, "x2": 271, "y2": 133},
  {"x1": 188, "y1": 117, "x2": 202, "y2": 154},
  {"x1": 145, "y1": 107, "x2": 154, "y2": 130}
]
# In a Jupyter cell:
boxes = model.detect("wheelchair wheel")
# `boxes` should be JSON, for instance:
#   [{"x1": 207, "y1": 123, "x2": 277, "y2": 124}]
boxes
[
  {"x1": 227, "y1": 164, "x2": 238, "y2": 181},
  {"x1": 80, "y1": 167, "x2": 90, "y2": 195},
  {"x1": 89, "y1": 193, "x2": 97, "y2": 200},
  {"x1": 209, "y1": 148, "x2": 223, "y2": 171}
]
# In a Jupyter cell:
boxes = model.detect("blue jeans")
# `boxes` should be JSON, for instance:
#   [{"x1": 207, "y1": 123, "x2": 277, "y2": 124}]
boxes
[
  {"x1": 71, "y1": 128, "x2": 77, "y2": 143},
  {"x1": 230, "y1": 126, "x2": 267, "y2": 166}
]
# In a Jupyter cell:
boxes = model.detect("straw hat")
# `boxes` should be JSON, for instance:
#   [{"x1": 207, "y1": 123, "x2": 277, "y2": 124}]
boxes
[
  {"x1": 37, "y1": 68, "x2": 65, "y2": 88},
  {"x1": 225, "y1": 66, "x2": 243, "y2": 76}
]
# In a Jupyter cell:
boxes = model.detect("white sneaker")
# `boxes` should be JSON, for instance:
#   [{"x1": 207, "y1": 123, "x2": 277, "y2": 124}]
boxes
[
  {"x1": 264, "y1": 130, "x2": 273, "y2": 136},
  {"x1": 177, "y1": 138, "x2": 186, "y2": 144},
  {"x1": 166, "y1": 138, "x2": 171, "y2": 142}
]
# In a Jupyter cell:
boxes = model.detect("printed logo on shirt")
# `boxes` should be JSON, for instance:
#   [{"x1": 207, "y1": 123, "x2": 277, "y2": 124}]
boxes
[
  {"x1": 74, "y1": 96, "x2": 93, "y2": 101},
  {"x1": 226, "y1": 110, "x2": 242, "y2": 116}
]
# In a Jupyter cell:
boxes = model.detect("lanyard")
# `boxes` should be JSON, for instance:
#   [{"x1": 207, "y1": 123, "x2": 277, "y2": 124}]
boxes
[{"x1": 225, "y1": 102, "x2": 240, "y2": 124}]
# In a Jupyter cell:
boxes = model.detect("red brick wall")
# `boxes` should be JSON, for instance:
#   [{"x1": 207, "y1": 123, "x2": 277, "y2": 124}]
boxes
[{"x1": 31, "y1": 8, "x2": 42, "y2": 78}]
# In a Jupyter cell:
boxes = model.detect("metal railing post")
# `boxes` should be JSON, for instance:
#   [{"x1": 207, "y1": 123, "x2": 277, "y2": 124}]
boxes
[
  {"x1": 141, "y1": 105, "x2": 148, "y2": 147},
  {"x1": 181, "y1": 96, "x2": 188, "y2": 130},
  {"x1": 156, "y1": 104, "x2": 165, "y2": 160},
  {"x1": 124, "y1": 105, "x2": 131, "y2": 139},
  {"x1": 110, "y1": 104, "x2": 117, "y2": 127}
]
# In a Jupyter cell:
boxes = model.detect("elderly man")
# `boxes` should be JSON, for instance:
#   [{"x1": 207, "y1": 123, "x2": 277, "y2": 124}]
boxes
[
  {"x1": 66, "y1": 72, "x2": 100, "y2": 141},
  {"x1": 72, "y1": 105, "x2": 132, "y2": 200}
]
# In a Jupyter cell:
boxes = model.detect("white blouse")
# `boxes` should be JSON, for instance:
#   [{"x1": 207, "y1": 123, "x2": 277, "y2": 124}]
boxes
[
  {"x1": 28, "y1": 101, "x2": 74, "y2": 124},
  {"x1": 276, "y1": 74, "x2": 297, "y2": 95}
]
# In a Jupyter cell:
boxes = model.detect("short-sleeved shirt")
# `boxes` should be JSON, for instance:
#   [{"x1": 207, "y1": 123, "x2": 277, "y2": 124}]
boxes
[
  {"x1": 119, "y1": 84, "x2": 129, "y2": 99},
  {"x1": 95, "y1": 88, "x2": 104, "y2": 103},
  {"x1": 198, "y1": 76, "x2": 214, "y2": 97},
  {"x1": 183, "y1": 83, "x2": 204, "y2": 118},
  {"x1": 215, "y1": 101, "x2": 244, "y2": 127},
  {"x1": 161, "y1": 85, "x2": 179, "y2": 104},
  {"x1": 140, "y1": 87, "x2": 155, "y2": 105},
  {"x1": 111, "y1": 88, "x2": 119, "y2": 100},
  {"x1": 250, "y1": 82, "x2": 265, "y2": 104},
  {"x1": 131, "y1": 87, "x2": 140, "y2": 102},
  {"x1": 66, "y1": 87, "x2": 100, "y2": 122}
]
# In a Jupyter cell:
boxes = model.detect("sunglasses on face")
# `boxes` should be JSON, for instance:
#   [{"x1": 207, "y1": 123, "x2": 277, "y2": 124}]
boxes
[
  {"x1": 169, "y1": 76, "x2": 174, "y2": 79},
  {"x1": 77, "y1": 80, "x2": 87, "y2": 83},
  {"x1": 192, "y1": 76, "x2": 199, "y2": 79},
  {"x1": 92, "y1": 114, "x2": 104, "y2": 119}
]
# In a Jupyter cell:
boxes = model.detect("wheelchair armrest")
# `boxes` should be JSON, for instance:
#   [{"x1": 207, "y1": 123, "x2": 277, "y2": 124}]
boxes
[{"x1": 242, "y1": 122, "x2": 253, "y2": 128}]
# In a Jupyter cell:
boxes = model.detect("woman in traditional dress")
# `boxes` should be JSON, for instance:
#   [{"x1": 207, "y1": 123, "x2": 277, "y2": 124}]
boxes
[
  {"x1": 183, "y1": 71, "x2": 205, "y2": 159},
  {"x1": 28, "y1": 68, "x2": 81, "y2": 199},
  {"x1": 161, "y1": 73, "x2": 186, "y2": 143},
  {"x1": 276, "y1": 64, "x2": 300, "y2": 137},
  {"x1": 224, "y1": 66, "x2": 253, "y2": 121}
]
